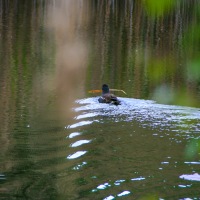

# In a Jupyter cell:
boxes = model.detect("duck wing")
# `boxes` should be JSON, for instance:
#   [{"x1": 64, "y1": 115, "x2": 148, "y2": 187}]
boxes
[
  {"x1": 99, "y1": 93, "x2": 120, "y2": 105},
  {"x1": 110, "y1": 94, "x2": 121, "y2": 105}
]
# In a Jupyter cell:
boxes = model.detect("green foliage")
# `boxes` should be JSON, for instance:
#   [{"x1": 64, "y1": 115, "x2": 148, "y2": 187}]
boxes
[
  {"x1": 183, "y1": 25, "x2": 200, "y2": 57},
  {"x1": 143, "y1": 0, "x2": 175, "y2": 17},
  {"x1": 142, "y1": 0, "x2": 200, "y2": 158},
  {"x1": 147, "y1": 60, "x2": 166, "y2": 83},
  {"x1": 185, "y1": 139, "x2": 200, "y2": 159},
  {"x1": 186, "y1": 58, "x2": 200, "y2": 81}
]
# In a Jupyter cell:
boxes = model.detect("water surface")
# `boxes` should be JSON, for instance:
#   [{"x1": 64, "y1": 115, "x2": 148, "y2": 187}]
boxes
[
  {"x1": 63, "y1": 97, "x2": 200, "y2": 199},
  {"x1": 0, "y1": 1, "x2": 200, "y2": 199}
]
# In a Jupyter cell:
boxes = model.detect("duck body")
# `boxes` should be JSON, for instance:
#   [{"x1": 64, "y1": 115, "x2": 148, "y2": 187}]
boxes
[{"x1": 98, "y1": 84, "x2": 121, "y2": 105}]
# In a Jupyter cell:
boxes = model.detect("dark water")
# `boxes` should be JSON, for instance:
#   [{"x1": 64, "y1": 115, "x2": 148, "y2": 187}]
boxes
[{"x1": 0, "y1": 1, "x2": 200, "y2": 199}]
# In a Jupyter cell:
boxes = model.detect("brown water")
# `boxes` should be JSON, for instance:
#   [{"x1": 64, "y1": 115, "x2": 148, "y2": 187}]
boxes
[{"x1": 0, "y1": 1, "x2": 200, "y2": 199}]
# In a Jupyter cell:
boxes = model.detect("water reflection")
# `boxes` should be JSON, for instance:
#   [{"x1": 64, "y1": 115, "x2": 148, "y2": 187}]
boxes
[
  {"x1": 67, "y1": 132, "x2": 82, "y2": 139},
  {"x1": 0, "y1": 174, "x2": 6, "y2": 180},
  {"x1": 103, "y1": 191, "x2": 131, "y2": 200},
  {"x1": 68, "y1": 121, "x2": 94, "y2": 129},
  {"x1": 180, "y1": 173, "x2": 200, "y2": 181},
  {"x1": 117, "y1": 191, "x2": 131, "y2": 197},
  {"x1": 104, "y1": 195, "x2": 115, "y2": 200},
  {"x1": 70, "y1": 139, "x2": 92, "y2": 148},
  {"x1": 67, "y1": 151, "x2": 87, "y2": 160},
  {"x1": 72, "y1": 162, "x2": 87, "y2": 171},
  {"x1": 76, "y1": 113, "x2": 98, "y2": 120}
]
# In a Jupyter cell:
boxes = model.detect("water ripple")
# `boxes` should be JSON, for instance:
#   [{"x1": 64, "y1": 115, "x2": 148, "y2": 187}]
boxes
[
  {"x1": 76, "y1": 112, "x2": 98, "y2": 120},
  {"x1": 117, "y1": 190, "x2": 131, "y2": 197},
  {"x1": 180, "y1": 173, "x2": 200, "y2": 181},
  {"x1": 92, "y1": 176, "x2": 145, "y2": 193},
  {"x1": 103, "y1": 195, "x2": 115, "y2": 200},
  {"x1": 70, "y1": 139, "x2": 91, "y2": 147},
  {"x1": 75, "y1": 97, "x2": 200, "y2": 137},
  {"x1": 184, "y1": 162, "x2": 200, "y2": 165},
  {"x1": 72, "y1": 161, "x2": 87, "y2": 170},
  {"x1": 68, "y1": 120, "x2": 94, "y2": 129},
  {"x1": 67, "y1": 132, "x2": 82, "y2": 138},
  {"x1": 67, "y1": 151, "x2": 87, "y2": 159}
]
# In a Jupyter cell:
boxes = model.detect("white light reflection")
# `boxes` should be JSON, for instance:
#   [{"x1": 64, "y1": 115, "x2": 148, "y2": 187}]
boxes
[
  {"x1": 0, "y1": 174, "x2": 6, "y2": 180},
  {"x1": 182, "y1": 198, "x2": 193, "y2": 200},
  {"x1": 92, "y1": 176, "x2": 145, "y2": 195},
  {"x1": 184, "y1": 162, "x2": 200, "y2": 165},
  {"x1": 114, "y1": 179, "x2": 126, "y2": 186},
  {"x1": 70, "y1": 139, "x2": 91, "y2": 147},
  {"x1": 68, "y1": 121, "x2": 93, "y2": 129},
  {"x1": 97, "y1": 182, "x2": 111, "y2": 190},
  {"x1": 178, "y1": 184, "x2": 191, "y2": 188},
  {"x1": 103, "y1": 195, "x2": 115, "y2": 200},
  {"x1": 161, "y1": 162, "x2": 169, "y2": 164},
  {"x1": 179, "y1": 173, "x2": 200, "y2": 181},
  {"x1": 76, "y1": 112, "x2": 98, "y2": 120},
  {"x1": 68, "y1": 132, "x2": 82, "y2": 138},
  {"x1": 117, "y1": 190, "x2": 131, "y2": 197},
  {"x1": 67, "y1": 151, "x2": 87, "y2": 159},
  {"x1": 73, "y1": 161, "x2": 87, "y2": 170},
  {"x1": 131, "y1": 177, "x2": 145, "y2": 181}
]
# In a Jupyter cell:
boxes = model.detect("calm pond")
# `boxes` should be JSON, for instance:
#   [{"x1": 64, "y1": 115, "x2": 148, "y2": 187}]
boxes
[{"x1": 0, "y1": 1, "x2": 200, "y2": 199}]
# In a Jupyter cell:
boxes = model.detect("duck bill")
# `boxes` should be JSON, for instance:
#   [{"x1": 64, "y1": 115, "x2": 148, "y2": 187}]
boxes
[{"x1": 88, "y1": 89, "x2": 102, "y2": 93}]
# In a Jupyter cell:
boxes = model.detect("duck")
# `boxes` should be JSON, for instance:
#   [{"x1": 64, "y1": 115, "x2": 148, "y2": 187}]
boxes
[{"x1": 98, "y1": 84, "x2": 121, "y2": 105}]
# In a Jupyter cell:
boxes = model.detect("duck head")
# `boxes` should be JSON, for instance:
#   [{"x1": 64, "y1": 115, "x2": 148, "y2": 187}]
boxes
[{"x1": 102, "y1": 84, "x2": 109, "y2": 94}]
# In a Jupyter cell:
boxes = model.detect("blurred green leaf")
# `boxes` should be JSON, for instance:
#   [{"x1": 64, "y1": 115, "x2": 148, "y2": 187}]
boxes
[
  {"x1": 147, "y1": 60, "x2": 165, "y2": 83},
  {"x1": 185, "y1": 139, "x2": 200, "y2": 159},
  {"x1": 143, "y1": 0, "x2": 175, "y2": 17},
  {"x1": 153, "y1": 86, "x2": 198, "y2": 107},
  {"x1": 183, "y1": 25, "x2": 200, "y2": 56},
  {"x1": 186, "y1": 58, "x2": 200, "y2": 81}
]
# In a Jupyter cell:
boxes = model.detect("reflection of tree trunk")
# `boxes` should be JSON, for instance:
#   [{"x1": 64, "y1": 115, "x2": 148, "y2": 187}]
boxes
[
  {"x1": 0, "y1": 0, "x2": 16, "y2": 170},
  {"x1": 0, "y1": 0, "x2": 57, "y2": 193},
  {"x1": 86, "y1": 0, "x2": 199, "y2": 104}
]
